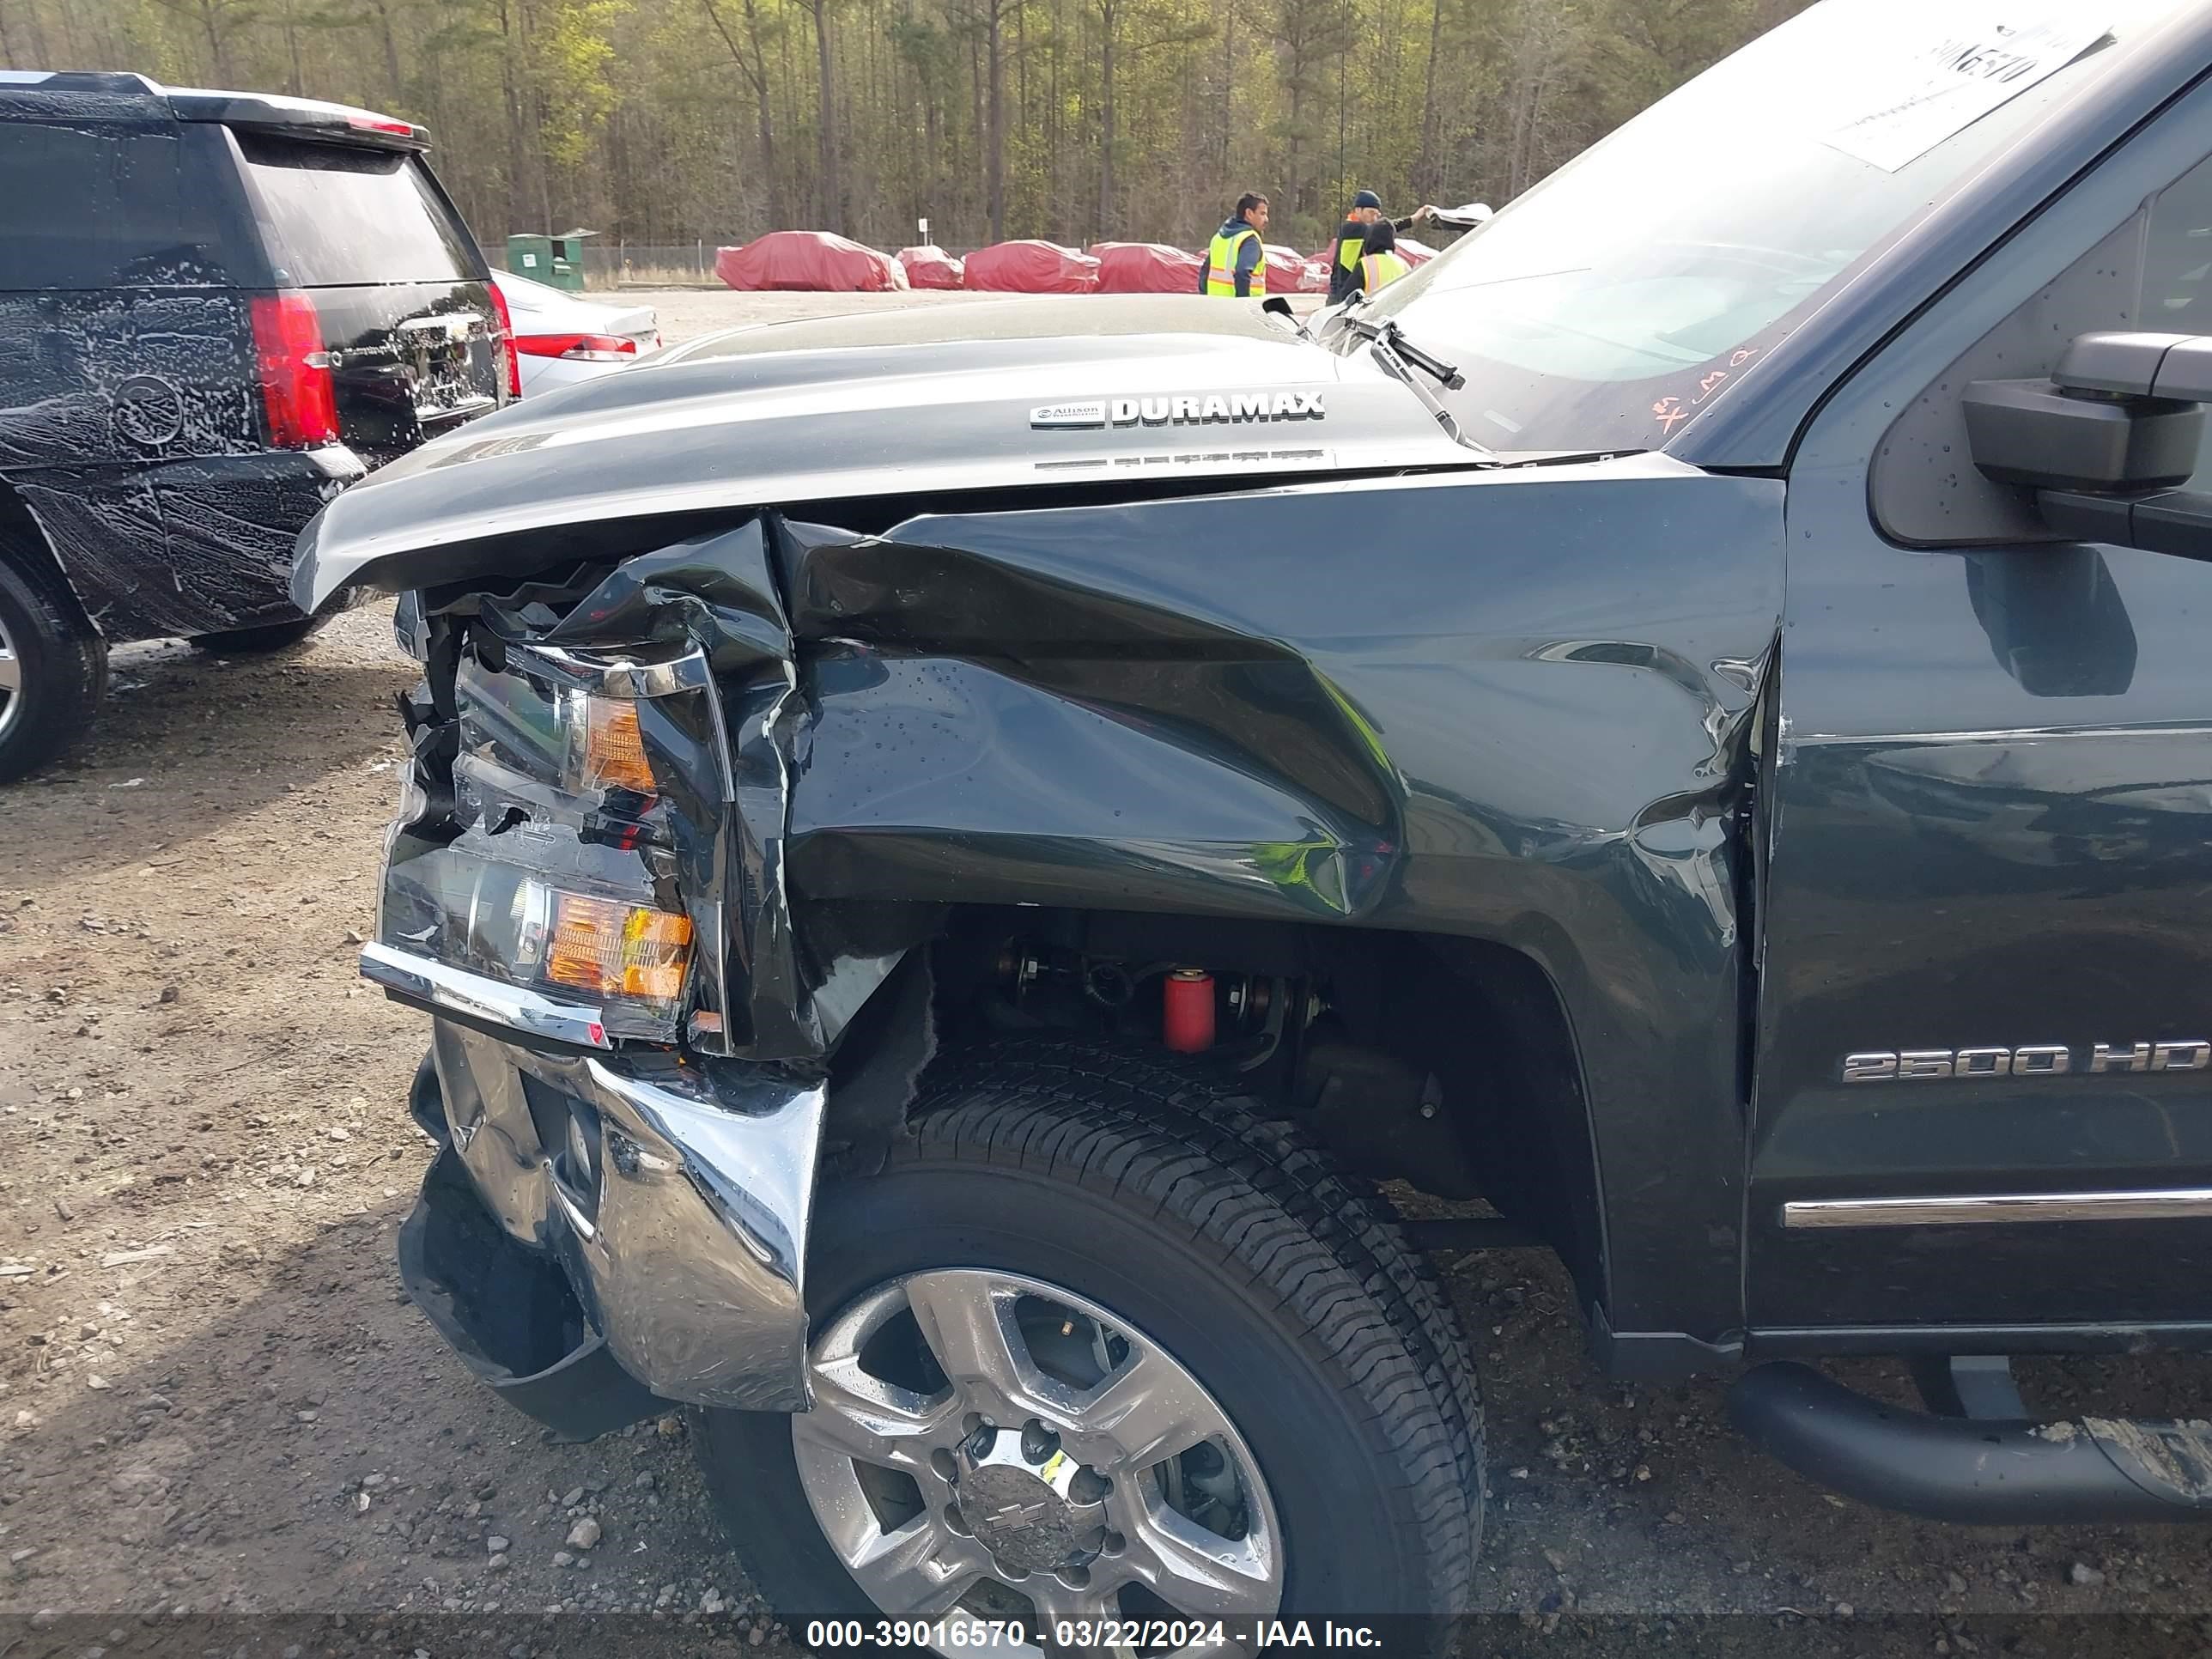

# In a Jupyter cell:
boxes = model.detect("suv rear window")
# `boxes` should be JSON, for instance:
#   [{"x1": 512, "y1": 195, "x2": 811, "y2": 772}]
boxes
[
  {"x1": 0, "y1": 121, "x2": 231, "y2": 289},
  {"x1": 237, "y1": 132, "x2": 477, "y2": 287}
]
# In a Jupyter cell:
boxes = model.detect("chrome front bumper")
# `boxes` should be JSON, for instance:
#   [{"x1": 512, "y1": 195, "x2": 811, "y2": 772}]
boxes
[{"x1": 420, "y1": 1006, "x2": 826, "y2": 1413}]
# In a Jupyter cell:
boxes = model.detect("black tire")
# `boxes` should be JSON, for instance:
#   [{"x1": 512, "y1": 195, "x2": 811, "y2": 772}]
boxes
[
  {"x1": 189, "y1": 611, "x2": 333, "y2": 655},
  {"x1": 695, "y1": 1042, "x2": 1485, "y2": 1632},
  {"x1": 0, "y1": 547, "x2": 106, "y2": 783}
]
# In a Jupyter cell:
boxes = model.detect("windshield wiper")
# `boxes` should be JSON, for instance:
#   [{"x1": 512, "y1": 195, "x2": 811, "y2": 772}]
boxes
[
  {"x1": 1335, "y1": 311, "x2": 1467, "y2": 392},
  {"x1": 1329, "y1": 305, "x2": 1492, "y2": 459}
]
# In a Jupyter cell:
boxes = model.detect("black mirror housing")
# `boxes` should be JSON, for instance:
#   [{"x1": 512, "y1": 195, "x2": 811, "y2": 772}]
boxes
[
  {"x1": 1963, "y1": 378, "x2": 2202, "y2": 489},
  {"x1": 1961, "y1": 330, "x2": 2212, "y2": 564}
]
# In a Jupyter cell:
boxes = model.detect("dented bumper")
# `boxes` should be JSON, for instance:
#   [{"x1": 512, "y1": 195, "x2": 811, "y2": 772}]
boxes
[{"x1": 401, "y1": 1018, "x2": 826, "y2": 1423}]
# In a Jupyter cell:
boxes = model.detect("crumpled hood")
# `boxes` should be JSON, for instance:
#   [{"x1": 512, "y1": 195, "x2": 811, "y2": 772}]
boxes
[{"x1": 291, "y1": 295, "x2": 1474, "y2": 610}]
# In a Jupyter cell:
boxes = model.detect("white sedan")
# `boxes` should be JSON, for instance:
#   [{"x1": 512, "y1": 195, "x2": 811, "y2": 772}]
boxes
[{"x1": 491, "y1": 271, "x2": 661, "y2": 395}]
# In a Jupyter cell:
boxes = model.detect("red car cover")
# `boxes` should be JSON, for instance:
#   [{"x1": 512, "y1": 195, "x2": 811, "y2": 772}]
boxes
[
  {"x1": 896, "y1": 245, "x2": 965, "y2": 290},
  {"x1": 1261, "y1": 243, "x2": 1326, "y2": 295},
  {"x1": 1089, "y1": 241, "x2": 1203, "y2": 294},
  {"x1": 714, "y1": 230, "x2": 908, "y2": 293},
  {"x1": 963, "y1": 240, "x2": 1100, "y2": 294}
]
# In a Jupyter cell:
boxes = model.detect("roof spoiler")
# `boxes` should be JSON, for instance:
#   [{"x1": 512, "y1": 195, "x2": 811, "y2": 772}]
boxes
[
  {"x1": 170, "y1": 86, "x2": 430, "y2": 150},
  {"x1": 0, "y1": 70, "x2": 428, "y2": 149}
]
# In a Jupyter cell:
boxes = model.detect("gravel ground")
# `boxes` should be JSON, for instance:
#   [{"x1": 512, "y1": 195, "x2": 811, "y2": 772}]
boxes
[{"x1": 4, "y1": 290, "x2": 2212, "y2": 1656}]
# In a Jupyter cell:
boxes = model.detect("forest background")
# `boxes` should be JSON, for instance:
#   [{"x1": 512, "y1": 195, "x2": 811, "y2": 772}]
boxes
[{"x1": 1, "y1": 0, "x2": 1820, "y2": 254}]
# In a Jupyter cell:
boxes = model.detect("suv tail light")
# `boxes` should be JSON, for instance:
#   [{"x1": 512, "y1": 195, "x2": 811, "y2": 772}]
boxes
[
  {"x1": 515, "y1": 333, "x2": 641, "y2": 363},
  {"x1": 249, "y1": 290, "x2": 337, "y2": 449},
  {"x1": 487, "y1": 281, "x2": 521, "y2": 400}
]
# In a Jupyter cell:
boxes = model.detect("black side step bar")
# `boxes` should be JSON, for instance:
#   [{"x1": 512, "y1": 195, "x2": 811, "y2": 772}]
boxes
[{"x1": 1731, "y1": 1362, "x2": 2212, "y2": 1524}]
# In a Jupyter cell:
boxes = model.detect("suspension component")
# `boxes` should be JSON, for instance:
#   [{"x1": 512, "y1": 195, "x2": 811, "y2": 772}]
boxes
[{"x1": 1163, "y1": 967, "x2": 1216, "y2": 1053}]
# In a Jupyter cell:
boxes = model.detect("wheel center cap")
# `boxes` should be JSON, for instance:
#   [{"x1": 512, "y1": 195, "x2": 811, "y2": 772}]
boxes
[{"x1": 961, "y1": 1463, "x2": 1081, "y2": 1572}]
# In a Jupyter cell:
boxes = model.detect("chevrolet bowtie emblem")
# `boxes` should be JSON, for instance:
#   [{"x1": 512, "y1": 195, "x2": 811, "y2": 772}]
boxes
[{"x1": 1031, "y1": 391, "x2": 1326, "y2": 428}]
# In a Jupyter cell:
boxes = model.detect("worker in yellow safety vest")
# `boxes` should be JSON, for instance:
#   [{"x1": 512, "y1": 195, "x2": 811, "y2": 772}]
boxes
[
  {"x1": 1329, "y1": 190, "x2": 1434, "y2": 306},
  {"x1": 1355, "y1": 219, "x2": 1412, "y2": 297},
  {"x1": 1200, "y1": 191, "x2": 1270, "y2": 298}
]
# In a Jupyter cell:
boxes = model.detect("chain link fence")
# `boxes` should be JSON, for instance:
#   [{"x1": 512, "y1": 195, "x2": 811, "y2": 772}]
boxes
[
  {"x1": 579, "y1": 242, "x2": 722, "y2": 289},
  {"x1": 573, "y1": 240, "x2": 987, "y2": 289},
  {"x1": 477, "y1": 241, "x2": 723, "y2": 289}
]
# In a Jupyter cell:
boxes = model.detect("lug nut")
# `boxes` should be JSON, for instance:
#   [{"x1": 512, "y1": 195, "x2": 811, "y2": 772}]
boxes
[{"x1": 1020, "y1": 1419, "x2": 1060, "y2": 1462}]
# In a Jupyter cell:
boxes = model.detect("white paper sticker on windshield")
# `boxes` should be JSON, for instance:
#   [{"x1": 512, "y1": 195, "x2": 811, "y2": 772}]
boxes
[{"x1": 1823, "y1": 15, "x2": 2110, "y2": 173}]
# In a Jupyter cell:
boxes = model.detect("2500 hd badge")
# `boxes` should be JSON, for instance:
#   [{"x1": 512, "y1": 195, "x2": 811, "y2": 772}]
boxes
[{"x1": 1841, "y1": 1041, "x2": 2212, "y2": 1080}]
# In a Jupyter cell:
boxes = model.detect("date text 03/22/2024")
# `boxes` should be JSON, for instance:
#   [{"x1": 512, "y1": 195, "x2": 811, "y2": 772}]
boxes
[{"x1": 803, "y1": 1620, "x2": 1387, "y2": 1649}]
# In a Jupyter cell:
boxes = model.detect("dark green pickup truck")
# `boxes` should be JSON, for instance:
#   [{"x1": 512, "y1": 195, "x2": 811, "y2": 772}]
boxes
[{"x1": 298, "y1": 0, "x2": 2212, "y2": 1640}]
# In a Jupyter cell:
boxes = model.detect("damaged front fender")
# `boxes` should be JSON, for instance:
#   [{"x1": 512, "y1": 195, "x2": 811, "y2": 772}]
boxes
[{"x1": 367, "y1": 449, "x2": 1784, "y2": 1379}]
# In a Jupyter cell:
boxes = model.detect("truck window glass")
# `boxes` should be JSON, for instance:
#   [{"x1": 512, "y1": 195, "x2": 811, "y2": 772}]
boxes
[
  {"x1": 1363, "y1": 0, "x2": 2196, "y2": 455},
  {"x1": 2142, "y1": 156, "x2": 2212, "y2": 488},
  {"x1": 237, "y1": 132, "x2": 474, "y2": 287},
  {"x1": 0, "y1": 122, "x2": 229, "y2": 290}
]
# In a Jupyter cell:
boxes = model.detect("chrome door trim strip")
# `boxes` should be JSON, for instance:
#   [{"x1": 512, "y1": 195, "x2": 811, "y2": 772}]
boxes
[{"x1": 1782, "y1": 1188, "x2": 2212, "y2": 1229}]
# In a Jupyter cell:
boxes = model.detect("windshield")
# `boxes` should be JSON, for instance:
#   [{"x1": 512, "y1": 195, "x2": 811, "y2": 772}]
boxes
[{"x1": 1356, "y1": 0, "x2": 2197, "y2": 453}]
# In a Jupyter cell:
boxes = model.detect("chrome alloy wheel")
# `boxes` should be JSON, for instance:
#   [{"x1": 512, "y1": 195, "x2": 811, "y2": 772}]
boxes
[
  {"x1": 792, "y1": 1269, "x2": 1284, "y2": 1645},
  {"x1": 0, "y1": 608, "x2": 20, "y2": 747}
]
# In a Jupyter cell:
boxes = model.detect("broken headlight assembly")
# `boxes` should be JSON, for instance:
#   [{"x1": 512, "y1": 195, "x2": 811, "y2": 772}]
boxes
[{"x1": 366, "y1": 635, "x2": 729, "y2": 1048}]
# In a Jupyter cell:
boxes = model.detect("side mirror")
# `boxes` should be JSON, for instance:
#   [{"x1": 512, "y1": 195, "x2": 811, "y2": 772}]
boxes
[
  {"x1": 1431, "y1": 203, "x2": 1493, "y2": 231},
  {"x1": 1260, "y1": 295, "x2": 1309, "y2": 339},
  {"x1": 1965, "y1": 332, "x2": 2212, "y2": 559}
]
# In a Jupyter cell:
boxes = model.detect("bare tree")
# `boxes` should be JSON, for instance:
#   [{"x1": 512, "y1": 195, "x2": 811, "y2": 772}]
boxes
[
  {"x1": 1502, "y1": 0, "x2": 1570, "y2": 199},
  {"x1": 798, "y1": 0, "x2": 842, "y2": 228},
  {"x1": 155, "y1": 0, "x2": 245, "y2": 82},
  {"x1": 958, "y1": 0, "x2": 1018, "y2": 241},
  {"x1": 701, "y1": 0, "x2": 783, "y2": 223}
]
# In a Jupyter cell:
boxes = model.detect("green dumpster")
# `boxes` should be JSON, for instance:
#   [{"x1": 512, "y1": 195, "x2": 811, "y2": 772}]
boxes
[{"x1": 504, "y1": 229, "x2": 596, "y2": 291}]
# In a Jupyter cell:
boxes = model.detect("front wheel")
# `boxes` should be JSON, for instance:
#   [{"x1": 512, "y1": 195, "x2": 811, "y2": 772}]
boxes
[{"x1": 695, "y1": 1045, "x2": 1484, "y2": 1644}]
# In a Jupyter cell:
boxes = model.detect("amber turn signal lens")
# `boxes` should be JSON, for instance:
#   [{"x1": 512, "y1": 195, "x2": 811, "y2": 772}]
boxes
[
  {"x1": 582, "y1": 698, "x2": 656, "y2": 793},
  {"x1": 544, "y1": 892, "x2": 694, "y2": 1006}
]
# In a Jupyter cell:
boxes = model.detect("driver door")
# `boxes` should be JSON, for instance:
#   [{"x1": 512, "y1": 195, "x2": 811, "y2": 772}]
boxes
[{"x1": 1749, "y1": 83, "x2": 2212, "y2": 1344}]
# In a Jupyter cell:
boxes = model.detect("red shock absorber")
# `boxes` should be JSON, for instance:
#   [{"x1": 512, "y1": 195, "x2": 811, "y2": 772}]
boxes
[{"x1": 1163, "y1": 967, "x2": 1216, "y2": 1053}]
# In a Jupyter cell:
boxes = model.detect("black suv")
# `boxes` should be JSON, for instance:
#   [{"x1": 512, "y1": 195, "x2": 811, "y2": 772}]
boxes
[{"x1": 0, "y1": 71, "x2": 513, "y2": 781}]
